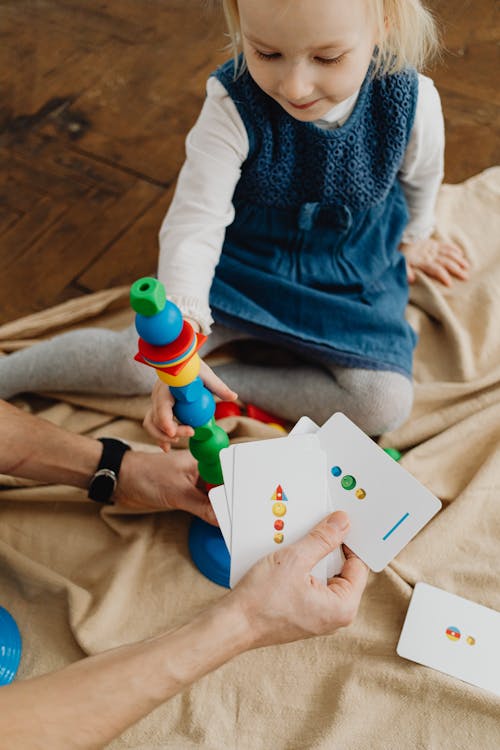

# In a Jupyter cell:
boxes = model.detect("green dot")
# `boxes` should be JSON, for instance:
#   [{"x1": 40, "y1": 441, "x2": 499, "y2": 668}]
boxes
[{"x1": 341, "y1": 475, "x2": 356, "y2": 490}]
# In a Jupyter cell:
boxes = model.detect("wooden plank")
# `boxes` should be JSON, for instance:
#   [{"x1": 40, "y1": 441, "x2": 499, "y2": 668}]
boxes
[
  {"x1": 59, "y1": 6, "x2": 226, "y2": 181},
  {"x1": 0, "y1": 178, "x2": 162, "y2": 322},
  {"x1": 0, "y1": 205, "x2": 21, "y2": 237},
  {"x1": 440, "y1": 92, "x2": 500, "y2": 183},
  {"x1": 0, "y1": 195, "x2": 69, "y2": 257},
  {"x1": 78, "y1": 186, "x2": 174, "y2": 291}
]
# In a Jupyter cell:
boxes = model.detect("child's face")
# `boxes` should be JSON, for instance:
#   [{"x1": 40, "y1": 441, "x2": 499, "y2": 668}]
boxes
[{"x1": 238, "y1": 0, "x2": 379, "y2": 121}]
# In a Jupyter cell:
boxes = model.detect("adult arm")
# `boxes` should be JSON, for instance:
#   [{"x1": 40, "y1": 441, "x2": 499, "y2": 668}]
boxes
[
  {"x1": 0, "y1": 400, "x2": 215, "y2": 523},
  {"x1": 0, "y1": 511, "x2": 368, "y2": 750}
]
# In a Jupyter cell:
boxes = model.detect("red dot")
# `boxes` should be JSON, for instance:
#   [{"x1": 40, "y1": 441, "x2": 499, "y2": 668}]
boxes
[{"x1": 274, "y1": 520, "x2": 284, "y2": 530}]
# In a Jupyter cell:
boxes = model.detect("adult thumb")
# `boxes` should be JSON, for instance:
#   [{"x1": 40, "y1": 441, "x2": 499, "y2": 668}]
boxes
[{"x1": 292, "y1": 511, "x2": 350, "y2": 570}]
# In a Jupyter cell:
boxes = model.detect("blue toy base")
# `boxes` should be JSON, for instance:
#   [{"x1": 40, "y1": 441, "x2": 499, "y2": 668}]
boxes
[
  {"x1": 0, "y1": 606, "x2": 22, "y2": 686},
  {"x1": 188, "y1": 518, "x2": 231, "y2": 588}
]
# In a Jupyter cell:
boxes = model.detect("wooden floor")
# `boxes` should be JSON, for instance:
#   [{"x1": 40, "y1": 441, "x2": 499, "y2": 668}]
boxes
[{"x1": 0, "y1": 0, "x2": 498, "y2": 325}]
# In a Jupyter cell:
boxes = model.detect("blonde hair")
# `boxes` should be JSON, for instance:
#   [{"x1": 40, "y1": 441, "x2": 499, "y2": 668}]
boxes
[{"x1": 221, "y1": 0, "x2": 441, "y2": 77}]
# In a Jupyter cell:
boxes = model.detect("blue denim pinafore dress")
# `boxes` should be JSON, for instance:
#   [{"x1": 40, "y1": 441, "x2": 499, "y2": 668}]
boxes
[{"x1": 209, "y1": 59, "x2": 419, "y2": 378}]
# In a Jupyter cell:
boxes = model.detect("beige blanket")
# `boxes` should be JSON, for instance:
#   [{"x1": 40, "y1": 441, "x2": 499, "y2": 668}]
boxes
[{"x1": 1, "y1": 169, "x2": 499, "y2": 749}]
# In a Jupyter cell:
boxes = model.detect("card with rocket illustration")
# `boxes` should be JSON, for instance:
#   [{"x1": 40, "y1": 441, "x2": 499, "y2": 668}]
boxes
[
  {"x1": 316, "y1": 413, "x2": 442, "y2": 572},
  {"x1": 228, "y1": 434, "x2": 329, "y2": 588},
  {"x1": 397, "y1": 583, "x2": 500, "y2": 697}
]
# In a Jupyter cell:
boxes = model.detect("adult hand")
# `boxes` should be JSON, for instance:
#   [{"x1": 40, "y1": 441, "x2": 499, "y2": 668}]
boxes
[
  {"x1": 114, "y1": 448, "x2": 217, "y2": 525},
  {"x1": 399, "y1": 237, "x2": 469, "y2": 287},
  {"x1": 226, "y1": 510, "x2": 369, "y2": 649},
  {"x1": 143, "y1": 360, "x2": 238, "y2": 451}
]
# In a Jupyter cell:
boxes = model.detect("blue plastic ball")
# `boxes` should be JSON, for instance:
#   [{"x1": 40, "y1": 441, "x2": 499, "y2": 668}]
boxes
[
  {"x1": 135, "y1": 301, "x2": 183, "y2": 346},
  {"x1": 173, "y1": 388, "x2": 215, "y2": 427}
]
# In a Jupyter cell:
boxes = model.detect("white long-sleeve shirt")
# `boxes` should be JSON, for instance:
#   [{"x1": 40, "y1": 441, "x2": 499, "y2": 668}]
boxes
[{"x1": 158, "y1": 75, "x2": 444, "y2": 333}]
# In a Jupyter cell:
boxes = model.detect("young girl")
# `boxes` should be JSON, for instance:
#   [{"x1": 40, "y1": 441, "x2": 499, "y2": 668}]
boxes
[{"x1": 0, "y1": 0, "x2": 468, "y2": 440}]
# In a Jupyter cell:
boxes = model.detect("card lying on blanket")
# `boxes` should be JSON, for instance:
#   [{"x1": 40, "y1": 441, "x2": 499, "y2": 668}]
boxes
[
  {"x1": 316, "y1": 413, "x2": 442, "y2": 572},
  {"x1": 397, "y1": 583, "x2": 500, "y2": 697},
  {"x1": 222, "y1": 435, "x2": 329, "y2": 588}
]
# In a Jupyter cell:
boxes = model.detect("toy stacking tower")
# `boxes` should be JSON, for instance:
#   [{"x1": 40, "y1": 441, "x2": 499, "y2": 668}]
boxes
[{"x1": 130, "y1": 277, "x2": 232, "y2": 587}]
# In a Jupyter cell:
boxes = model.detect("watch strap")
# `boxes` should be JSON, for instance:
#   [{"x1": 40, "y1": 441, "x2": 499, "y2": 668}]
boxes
[{"x1": 88, "y1": 438, "x2": 131, "y2": 504}]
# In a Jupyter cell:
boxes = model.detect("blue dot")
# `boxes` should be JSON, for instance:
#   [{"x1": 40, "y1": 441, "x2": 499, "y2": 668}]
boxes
[{"x1": 331, "y1": 466, "x2": 342, "y2": 477}]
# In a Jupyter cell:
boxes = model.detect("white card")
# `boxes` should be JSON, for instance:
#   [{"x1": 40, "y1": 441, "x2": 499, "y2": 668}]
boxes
[
  {"x1": 397, "y1": 583, "x2": 500, "y2": 697},
  {"x1": 216, "y1": 422, "x2": 345, "y2": 577},
  {"x1": 208, "y1": 485, "x2": 231, "y2": 550},
  {"x1": 289, "y1": 416, "x2": 320, "y2": 436},
  {"x1": 289, "y1": 416, "x2": 344, "y2": 577},
  {"x1": 229, "y1": 435, "x2": 328, "y2": 587},
  {"x1": 316, "y1": 413, "x2": 442, "y2": 572},
  {"x1": 218, "y1": 443, "x2": 236, "y2": 524}
]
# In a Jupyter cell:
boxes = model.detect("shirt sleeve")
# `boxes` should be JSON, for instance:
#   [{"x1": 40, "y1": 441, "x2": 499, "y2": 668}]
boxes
[
  {"x1": 399, "y1": 74, "x2": 445, "y2": 242},
  {"x1": 158, "y1": 77, "x2": 249, "y2": 333}
]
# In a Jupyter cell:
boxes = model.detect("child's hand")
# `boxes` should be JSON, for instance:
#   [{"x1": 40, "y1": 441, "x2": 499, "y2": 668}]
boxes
[
  {"x1": 143, "y1": 359, "x2": 238, "y2": 451},
  {"x1": 399, "y1": 238, "x2": 470, "y2": 287}
]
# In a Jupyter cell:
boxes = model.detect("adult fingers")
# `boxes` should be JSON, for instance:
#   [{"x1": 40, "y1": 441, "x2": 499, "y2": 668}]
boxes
[
  {"x1": 176, "y1": 489, "x2": 219, "y2": 526},
  {"x1": 329, "y1": 545, "x2": 370, "y2": 603},
  {"x1": 288, "y1": 512, "x2": 350, "y2": 571}
]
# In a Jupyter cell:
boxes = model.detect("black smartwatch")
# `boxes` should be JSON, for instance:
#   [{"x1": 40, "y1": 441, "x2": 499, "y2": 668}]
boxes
[{"x1": 88, "y1": 438, "x2": 131, "y2": 504}]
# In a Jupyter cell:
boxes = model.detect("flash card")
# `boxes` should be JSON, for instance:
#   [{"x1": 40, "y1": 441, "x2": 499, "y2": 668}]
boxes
[
  {"x1": 289, "y1": 416, "x2": 344, "y2": 577},
  {"x1": 397, "y1": 583, "x2": 500, "y2": 697},
  {"x1": 316, "y1": 413, "x2": 441, "y2": 572},
  {"x1": 288, "y1": 416, "x2": 320, "y2": 436},
  {"x1": 208, "y1": 485, "x2": 231, "y2": 550},
  {"x1": 229, "y1": 434, "x2": 328, "y2": 587}
]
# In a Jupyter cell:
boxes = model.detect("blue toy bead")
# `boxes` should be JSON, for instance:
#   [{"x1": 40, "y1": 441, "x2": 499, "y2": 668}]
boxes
[
  {"x1": 170, "y1": 377, "x2": 204, "y2": 404},
  {"x1": 135, "y1": 302, "x2": 183, "y2": 346},
  {"x1": 0, "y1": 606, "x2": 22, "y2": 686},
  {"x1": 173, "y1": 387, "x2": 215, "y2": 427}
]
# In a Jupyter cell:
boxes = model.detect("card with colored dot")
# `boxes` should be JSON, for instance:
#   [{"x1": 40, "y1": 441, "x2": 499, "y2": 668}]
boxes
[
  {"x1": 316, "y1": 413, "x2": 442, "y2": 572},
  {"x1": 397, "y1": 583, "x2": 500, "y2": 697},
  {"x1": 227, "y1": 434, "x2": 329, "y2": 588}
]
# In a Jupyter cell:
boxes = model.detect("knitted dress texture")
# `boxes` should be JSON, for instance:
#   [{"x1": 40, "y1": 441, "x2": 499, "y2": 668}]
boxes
[{"x1": 209, "y1": 59, "x2": 419, "y2": 376}]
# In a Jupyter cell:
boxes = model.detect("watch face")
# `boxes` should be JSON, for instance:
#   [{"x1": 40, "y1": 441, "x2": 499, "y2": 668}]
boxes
[{"x1": 89, "y1": 469, "x2": 117, "y2": 503}]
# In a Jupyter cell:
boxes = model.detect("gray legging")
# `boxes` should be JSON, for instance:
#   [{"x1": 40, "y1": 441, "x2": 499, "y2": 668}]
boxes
[{"x1": 0, "y1": 323, "x2": 413, "y2": 435}]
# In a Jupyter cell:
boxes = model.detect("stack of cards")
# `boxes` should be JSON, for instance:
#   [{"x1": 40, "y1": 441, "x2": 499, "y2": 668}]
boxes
[
  {"x1": 209, "y1": 411, "x2": 443, "y2": 586},
  {"x1": 206, "y1": 410, "x2": 500, "y2": 698},
  {"x1": 211, "y1": 433, "x2": 338, "y2": 588}
]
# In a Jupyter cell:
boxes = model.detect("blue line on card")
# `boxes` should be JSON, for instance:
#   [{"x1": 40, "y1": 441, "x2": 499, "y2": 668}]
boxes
[{"x1": 382, "y1": 512, "x2": 410, "y2": 541}]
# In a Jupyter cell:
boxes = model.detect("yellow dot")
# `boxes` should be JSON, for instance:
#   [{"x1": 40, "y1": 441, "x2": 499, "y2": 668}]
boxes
[
  {"x1": 355, "y1": 488, "x2": 366, "y2": 499},
  {"x1": 272, "y1": 502, "x2": 287, "y2": 517},
  {"x1": 274, "y1": 533, "x2": 284, "y2": 544},
  {"x1": 466, "y1": 636, "x2": 476, "y2": 646}
]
